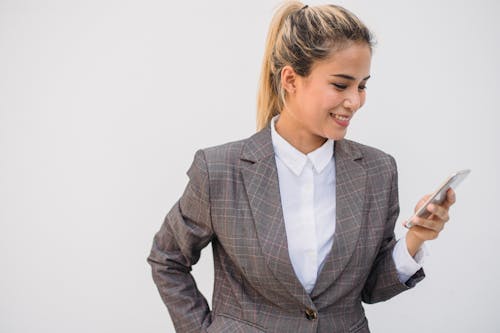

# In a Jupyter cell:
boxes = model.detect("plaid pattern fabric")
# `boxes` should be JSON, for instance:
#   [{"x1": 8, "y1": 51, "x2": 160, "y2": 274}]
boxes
[{"x1": 148, "y1": 127, "x2": 425, "y2": 333}]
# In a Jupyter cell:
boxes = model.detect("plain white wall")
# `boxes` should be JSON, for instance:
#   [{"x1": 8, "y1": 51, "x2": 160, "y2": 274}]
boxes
[{"x1": 1, "y1": 0, "x2": 498, "y2": 332}]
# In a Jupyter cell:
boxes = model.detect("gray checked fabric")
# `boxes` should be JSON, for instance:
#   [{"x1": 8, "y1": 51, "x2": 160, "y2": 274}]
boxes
[{"x1": 147, "y1": 126, "x2": 425, "y2": 333}]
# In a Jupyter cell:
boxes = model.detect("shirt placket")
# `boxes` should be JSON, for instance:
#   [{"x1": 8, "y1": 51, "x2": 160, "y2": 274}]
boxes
[{"x1": 301, "y1": 159, "x2": 317, "y2": 292}]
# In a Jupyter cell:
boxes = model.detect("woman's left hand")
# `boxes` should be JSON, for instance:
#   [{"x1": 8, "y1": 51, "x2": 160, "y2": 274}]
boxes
[{"x1": 404, "y1": 188, "x2": 456, "y2": 256}]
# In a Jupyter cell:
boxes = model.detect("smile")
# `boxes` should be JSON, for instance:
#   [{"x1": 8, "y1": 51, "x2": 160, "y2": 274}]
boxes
[
  {"x1": 331, "y1": 114, "x2": 349, "y2": 121},
  {"x1": 329, "y1": 113, "x2": 351, "y2": 127}
]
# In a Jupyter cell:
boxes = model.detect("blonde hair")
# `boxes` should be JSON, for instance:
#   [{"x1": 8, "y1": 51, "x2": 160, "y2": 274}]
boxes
[{"x1": 256, "y1": 1, "x2": 374, "y2": 130}]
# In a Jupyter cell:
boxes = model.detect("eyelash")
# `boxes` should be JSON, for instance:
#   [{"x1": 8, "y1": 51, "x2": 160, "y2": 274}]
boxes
[{"x1": 331, "y1": 83, "x2": 367, "y2": 91}]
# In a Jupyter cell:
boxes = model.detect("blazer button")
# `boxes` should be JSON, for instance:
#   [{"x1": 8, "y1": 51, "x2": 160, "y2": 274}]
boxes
[{"x1": 305, "y1": 308, "x2": 317, "y2": 320}]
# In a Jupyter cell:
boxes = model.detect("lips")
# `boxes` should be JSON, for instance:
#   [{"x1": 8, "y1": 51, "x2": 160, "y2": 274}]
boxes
[{"x1": 329, "y1": 112, "x2": 351, "y2": 127}]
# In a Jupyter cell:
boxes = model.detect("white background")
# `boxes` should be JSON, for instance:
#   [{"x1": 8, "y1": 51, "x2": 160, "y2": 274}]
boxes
[{"x1": 1, "y1": 0, "x2": 499, "y2": 332}]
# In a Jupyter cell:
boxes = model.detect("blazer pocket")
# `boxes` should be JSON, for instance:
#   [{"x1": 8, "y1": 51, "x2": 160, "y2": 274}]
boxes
[
  {"x1": 349, "y1": 315, "x2": 369, "y2": 333},
  {"x1": 206, "y1": 313, "x2": 266, "y2": 333}
]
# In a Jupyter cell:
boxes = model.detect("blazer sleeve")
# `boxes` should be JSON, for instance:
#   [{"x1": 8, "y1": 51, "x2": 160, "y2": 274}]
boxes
[
  {"x1": 361, "y1": 155, "x2": 425, "y2": 304},
  {"x1": 147, "y1": 149, "x2": 213, "y2": 332}
]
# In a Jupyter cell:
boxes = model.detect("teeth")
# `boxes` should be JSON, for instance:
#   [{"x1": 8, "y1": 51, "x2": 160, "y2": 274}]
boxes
[{"x1": 331, "y1": 114, "x2": 349, "y2": 121}]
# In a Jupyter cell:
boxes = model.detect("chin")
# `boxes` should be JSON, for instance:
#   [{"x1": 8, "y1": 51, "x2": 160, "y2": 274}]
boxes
[{"x1": 326, "y1": 130, "x2": 347, "y2": 141}]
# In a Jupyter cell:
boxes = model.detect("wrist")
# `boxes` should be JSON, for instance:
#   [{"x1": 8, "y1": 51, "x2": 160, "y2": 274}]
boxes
[{"x1": 406, "y1": 231, "x2": 425, "y2": 257}]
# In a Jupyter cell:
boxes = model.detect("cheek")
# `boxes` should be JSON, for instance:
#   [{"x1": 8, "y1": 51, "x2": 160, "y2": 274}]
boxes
[
  {"x1": 327, "y1": 92, "x2": 345, "y2": 110},
  {"x1": 358, "y1": 93, "x2": 367, "y2": 109},
  {"x1": 302, "y1": 89, "x2": 327, "y2": 115},
  {"x1": 318, "y1": 88, "x2": 341, "y2": 107}
]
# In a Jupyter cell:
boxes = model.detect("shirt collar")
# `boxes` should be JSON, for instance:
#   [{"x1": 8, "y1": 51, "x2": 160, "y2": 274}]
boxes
[{"x1": 270, "y1": 115, "x2": 334, "y2": 176}]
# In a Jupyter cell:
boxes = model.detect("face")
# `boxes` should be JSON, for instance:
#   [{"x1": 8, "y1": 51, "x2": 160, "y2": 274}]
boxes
[{"x1": 278, "y1": 42, "x2": 372, "y2": 152}]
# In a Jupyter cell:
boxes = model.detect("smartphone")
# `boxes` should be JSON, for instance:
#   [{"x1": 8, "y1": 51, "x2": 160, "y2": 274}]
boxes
[{"x1": 404, "y1": 169, "x2": 471, "y2": 228}]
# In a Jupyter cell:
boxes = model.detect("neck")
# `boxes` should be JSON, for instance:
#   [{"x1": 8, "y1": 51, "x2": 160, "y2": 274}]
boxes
[{"x1": 275, "y1": 111, "x2": 327, "y2": 154}]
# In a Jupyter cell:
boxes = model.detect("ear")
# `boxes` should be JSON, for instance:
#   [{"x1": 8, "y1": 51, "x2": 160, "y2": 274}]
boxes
[{"x1": 281, "y1": 65, "x2": 297, "y2": 94}]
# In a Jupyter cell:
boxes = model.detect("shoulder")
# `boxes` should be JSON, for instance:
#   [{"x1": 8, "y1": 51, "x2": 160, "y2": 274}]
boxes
[
  {"x1": 195, "y1": 127, "x2": 272, "y2": 167},
  {"x1": 186, "y1": 133, "x2": 263, "y2": 198},
  {"x1": 190, "y1": 129, "x2": 263, "y2": 176},
  {"x1": 196, "y1": 137, "x2": 248, "y2": 169}
]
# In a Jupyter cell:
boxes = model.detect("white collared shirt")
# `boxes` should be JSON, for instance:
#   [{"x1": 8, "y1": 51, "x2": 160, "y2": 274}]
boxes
[{"x1": 270, "y1": 116, "x2": 423, "y2": 293}]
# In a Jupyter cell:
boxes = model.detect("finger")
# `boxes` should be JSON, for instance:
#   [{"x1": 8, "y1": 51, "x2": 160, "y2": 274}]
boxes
[
  {"x1": 410, "y1": 216, "x2": 445, "y2": 232},
  {"x1": 442, "y1": 188, "x2": 456, "y2": 209},
  {"x1": 415, "y1": 194, "x2": 432, "y2": 212},
  {"x1": 427, "y1": 204, "x2": 450, "y2": 222}
]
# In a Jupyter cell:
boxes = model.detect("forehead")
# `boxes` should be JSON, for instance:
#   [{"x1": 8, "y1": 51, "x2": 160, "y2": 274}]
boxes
[{"x1": 310, "y1": 42, "x2": 372, "y2": 77}]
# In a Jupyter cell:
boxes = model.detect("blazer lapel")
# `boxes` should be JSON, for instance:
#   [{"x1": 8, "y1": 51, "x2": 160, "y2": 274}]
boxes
[
  {"x1": 240, "y1": 127, "x2": 313, "y2": 307},
  {"x1": 311, "y1": 139, "x2": 366, "y2": 298}
]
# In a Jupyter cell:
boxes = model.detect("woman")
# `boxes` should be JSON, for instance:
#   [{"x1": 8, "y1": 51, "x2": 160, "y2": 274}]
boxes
[{"x1": 148, "y1": 2, "x2": 455, "y2": 332}]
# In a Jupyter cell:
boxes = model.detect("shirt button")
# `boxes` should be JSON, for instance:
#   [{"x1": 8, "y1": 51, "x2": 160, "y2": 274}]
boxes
[{"x1": 305, "y1": 308, "x2": 317, "y2": 320}]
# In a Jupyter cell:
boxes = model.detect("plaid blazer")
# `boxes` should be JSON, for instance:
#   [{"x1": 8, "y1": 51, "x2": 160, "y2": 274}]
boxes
[{"x1": 148, "y1": 126, "x2": 425, "y2": 333}]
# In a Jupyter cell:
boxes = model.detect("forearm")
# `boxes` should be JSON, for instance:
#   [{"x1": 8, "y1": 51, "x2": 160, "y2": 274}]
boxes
[
  {"x1": 148, "y1": 199, "x2": 213, "y2": 331},
  {"x1": 148, "y1": 250, "x2": 211, "y2": 332},
  {"x1": 363, "y1": 156, "x2": 425, "y2": 302}
]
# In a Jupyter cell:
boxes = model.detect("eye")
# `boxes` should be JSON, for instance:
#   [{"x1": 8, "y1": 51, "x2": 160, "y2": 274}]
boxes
[
  {"x1": 331, "y1": 83, "x2": 347, "y2": 90},
  {"x1": 358, "y1": 85, "x2": 367, "y2": 91}
]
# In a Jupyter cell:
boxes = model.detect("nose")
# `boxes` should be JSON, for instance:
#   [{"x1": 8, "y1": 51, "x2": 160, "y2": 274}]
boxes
[{"x1": 343, "y1": 90, "x2": 362, "y2": 112}]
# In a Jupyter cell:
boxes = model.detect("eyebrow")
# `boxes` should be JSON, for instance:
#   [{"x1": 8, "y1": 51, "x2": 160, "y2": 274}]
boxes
[{"x1": 331, "y1": 74, "x2": 371, "y2": 81}]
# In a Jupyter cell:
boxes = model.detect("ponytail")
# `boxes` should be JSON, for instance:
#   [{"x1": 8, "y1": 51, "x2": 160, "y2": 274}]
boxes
[{"x1": 257, "y1": 1, "x2": 304, "y2": 131}]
